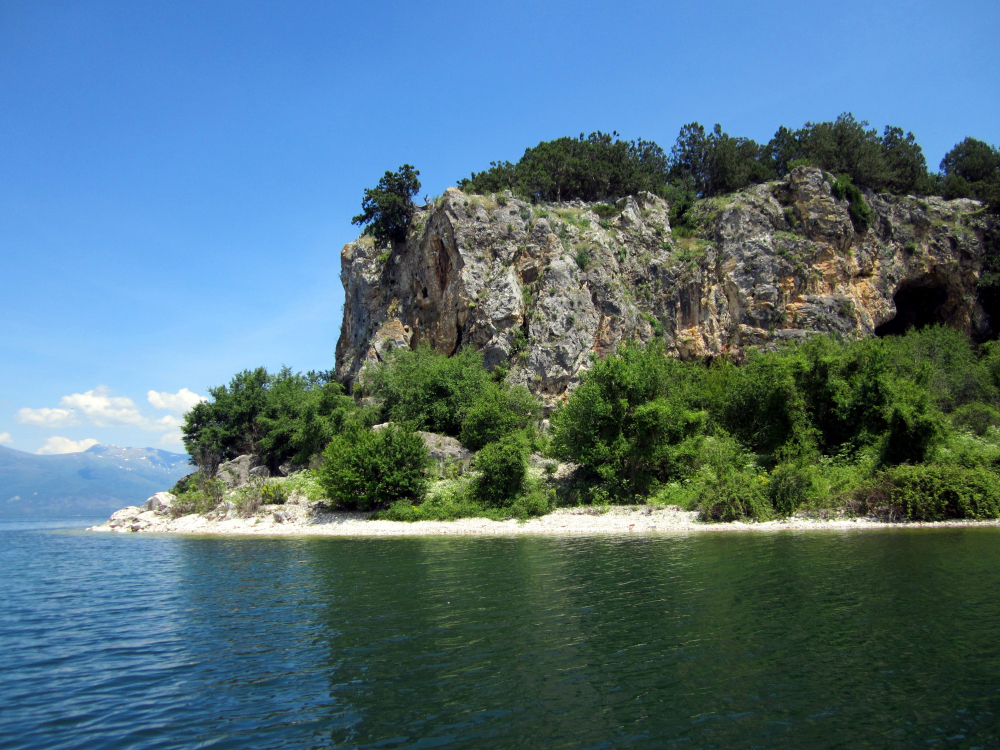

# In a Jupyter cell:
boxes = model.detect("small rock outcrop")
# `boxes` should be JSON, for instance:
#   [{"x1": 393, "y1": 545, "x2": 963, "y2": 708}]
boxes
[
  {"x1": 141, "y1": 492, "x2": 175, "y2": 514},
  {"x1": 218, "y1": 455, "x2": 269, "y2": 488},
  {"x1": 336, "y1": 167, "x2": 997, "y2": 405}
]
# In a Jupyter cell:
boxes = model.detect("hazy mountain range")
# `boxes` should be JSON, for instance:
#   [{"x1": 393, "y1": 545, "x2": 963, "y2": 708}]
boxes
[{"x1": 0, "y1": 444, "x2": 191, "y2": 518}]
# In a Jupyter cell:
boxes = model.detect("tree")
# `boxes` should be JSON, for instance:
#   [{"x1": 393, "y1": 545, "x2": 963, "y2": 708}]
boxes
[{"x1": 352, "y1": 164, "x2": 421, "y2": 247}]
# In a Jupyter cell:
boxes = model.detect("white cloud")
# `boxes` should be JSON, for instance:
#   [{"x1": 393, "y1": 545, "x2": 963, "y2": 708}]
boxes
[
  {"x1": 16, "y1": 406, "x2": 78, "y2": 428},
  {"x1": 37, "y1": 436, "x2": 99, "y2": 455},
  {"x1": 0, "y1": 432, "x2": 12, "y2": 445},
  {"x1": 60, "y1": 386, "x2": 147, "y2": 428},
  {"x1": 159, "y1": 431, "x2": 184, "y2": 446},
  {"x1": 147, "y1": 388, "x2": 206, "y2": 415}
]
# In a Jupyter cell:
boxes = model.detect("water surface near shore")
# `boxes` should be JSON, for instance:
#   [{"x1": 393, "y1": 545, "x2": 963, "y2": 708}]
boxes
[{"x1": 2, "y1": 522, "x2": 999, "y2": 749}]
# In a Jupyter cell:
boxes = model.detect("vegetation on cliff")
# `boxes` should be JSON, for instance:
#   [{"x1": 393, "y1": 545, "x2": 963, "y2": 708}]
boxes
[
  {"x1": 178, "y1": 325, "x2": 1000, "y2": 524},
  {"x1": 458, "y1": 114, "x2": 999, "y2": 210}
]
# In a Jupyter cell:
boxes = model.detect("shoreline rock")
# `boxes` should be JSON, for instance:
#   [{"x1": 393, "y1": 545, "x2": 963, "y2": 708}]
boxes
[{"x1": 88, "y1": 502, "x2": 1000, "y2": 537}]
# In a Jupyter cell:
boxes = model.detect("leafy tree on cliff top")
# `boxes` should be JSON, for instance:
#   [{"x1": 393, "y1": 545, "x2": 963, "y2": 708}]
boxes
[{"x1": 352, "y1": 164, "x2": 421, "y2": 247}]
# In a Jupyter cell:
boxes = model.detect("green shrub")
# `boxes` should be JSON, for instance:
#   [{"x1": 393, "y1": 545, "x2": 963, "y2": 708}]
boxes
[
  {"x1": 366, "y1": 344, "x2": 491, "y2": 437},
  {"x1": 593, "y1": 203, "x2": 620, "y2": 220},
  {"x1": 697, "y1": 471, "x2": 772, "y2": 522},
  {"x1": 260, "y1": 482, "x2": 288, "y2": 504},
  {"x1": 317, "y1": 425, "x2": 431, "y2": 511},
  {"x1": 831, "y1": 174, "x2": 873, "y2": 232},
  {"x1": 951, "y1": 402, "x2": 1000, "y2": 437},
  {"x1": 875, "y1": 464, "x2": 1000, "y2": 521},
  {"x1": 551, "y1": 341, "x2": 707, "y2": 498},
  {"x1": 768, "y1": 462, "x2": 815, "y2": 517},
  {"x1": 574, "y1": 249, "x2": 591, "y2": 271},
  {"x1": 473, "y1": 432, "x2": 530, "y2": 508},
  {"x1": 460, "y1": 382, "x2": 541, "y2": 451}
]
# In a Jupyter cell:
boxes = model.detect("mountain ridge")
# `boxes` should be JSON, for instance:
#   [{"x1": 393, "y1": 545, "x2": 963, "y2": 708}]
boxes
[{"x1": 0, "y1": 444, "x2": 191, "y2": 518}]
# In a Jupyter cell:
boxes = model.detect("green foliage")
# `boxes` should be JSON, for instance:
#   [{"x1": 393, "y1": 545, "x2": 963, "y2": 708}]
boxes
[
  {"x1": 940, "y1": 137, "x2": 1000, "y2": 209},
  {"x1": 460, "y1": 382, "x2": 541, "y2": 451},
  {"x1": 376, "y1": 473, "x2": 553, "y2": 522},
  {"x1": 870, "y1": 464, "x2": 1000, "y2": 521},
  {"x1": 644, "y1": 313, "x2": 665, "y2": 337},
  {"x1": 831, "y1": 174, "x2": 874, "y2": 232},
  {"x1": 367, "y1": 344, "x2": 492, "y2": 436},
  {"x1": 668, "y1": 122, "x2": 773, "y2": 197},
  {"x1": 472, "y1": 432, "x2": 530, "y2": 508},
  {"x1": 351, "y1": 164, "x2": 421, "y2": 247},
  {"x1": 551, "y1": 326, "x2": 1000, "y2": 520},
  {"x1": 169, "y1": 473, "x2": 226, "y2": 517},
  {"x1": 317, "y1": 424, "x2": 431, "y2": 511},
  {"x1": 574, "y1": 248, "x2": 591, "y2": 271},
  {"x1": 551, "y1": 341, "x2": 707, "y2": 497},
  {"x1": 455, "y1": 116, "x2": 995, "y2": 210},
  {"x1": 592, "y1": 203, "x2": 620, "y2": 220},
  {"x1": 458, "y1": 131, "x2": 670, "y2": 203},
  {"x1": 182, "y1": 368, "x2": 370, "y2": 470},
  {"x1": 951, "y1": 402, "x2": 1000, "y2": 437},
  {"x1": 768, "y1": 115, "x2": 929, "y2": 195}
]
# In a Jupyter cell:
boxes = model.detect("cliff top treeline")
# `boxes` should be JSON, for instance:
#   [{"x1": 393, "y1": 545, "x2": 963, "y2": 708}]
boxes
[{"x1": 457, "y1": 114, "x2": 999, "y2": 209}]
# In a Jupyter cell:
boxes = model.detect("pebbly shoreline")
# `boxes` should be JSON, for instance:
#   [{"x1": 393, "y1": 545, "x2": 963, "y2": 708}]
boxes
[{"x1": 88, "y1": 501, "x2": 1000, "y2": 537}]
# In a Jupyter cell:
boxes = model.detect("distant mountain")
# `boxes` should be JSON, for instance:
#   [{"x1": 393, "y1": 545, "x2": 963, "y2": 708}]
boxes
[{"x1": 0, "y1": 444, "x2": 192, "y2": 518}]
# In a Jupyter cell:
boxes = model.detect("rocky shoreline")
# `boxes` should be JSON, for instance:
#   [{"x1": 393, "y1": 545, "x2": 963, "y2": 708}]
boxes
[{"x1": 89, "y1": 497, "x2": 1000, "y2": 537}]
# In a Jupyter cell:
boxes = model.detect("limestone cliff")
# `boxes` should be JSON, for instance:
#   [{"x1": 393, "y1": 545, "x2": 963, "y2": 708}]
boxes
[{"x1": 336, "y1": 166, "x2": 997, "y2": 403}]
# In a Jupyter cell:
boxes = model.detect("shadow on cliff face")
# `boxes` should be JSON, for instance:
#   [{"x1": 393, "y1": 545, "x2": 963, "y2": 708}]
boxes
[{"x1": 875, "y1": 274, "x2": 963, "y2": 337}]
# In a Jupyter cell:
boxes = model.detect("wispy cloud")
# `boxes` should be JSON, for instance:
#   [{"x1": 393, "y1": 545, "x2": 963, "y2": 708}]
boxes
[
  {"x1": 37, "y1": 436, "x2": 99, "y2": 455},
  {"x1": 159, "y1": 431, "x2": 184, "y2": 446},
  {"x1": 0, "y1": 432, "x2": 12, "y2": 445},
  {"x1": 16, "y1": 406, "x2": 78, "y2": 428}
]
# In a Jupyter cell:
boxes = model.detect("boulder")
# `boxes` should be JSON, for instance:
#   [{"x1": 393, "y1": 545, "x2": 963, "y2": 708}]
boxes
[
  {"x1": 372, "y1": 423, "x2": 474, "y2": 471},
  {"x1": 417, "y1": 431, "x2": 473, "y2": 470},
  {"x1": 141, "y1": 491, "x2": 175, "y2": 514},
  {"x1": 218, "y1": 454, "x2": 265, "y2": 488}
]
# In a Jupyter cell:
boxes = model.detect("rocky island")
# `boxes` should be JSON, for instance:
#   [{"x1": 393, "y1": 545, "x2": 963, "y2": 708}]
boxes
[{"x1": 93, "y1": 119, "x2": 1000, "y2": 533}]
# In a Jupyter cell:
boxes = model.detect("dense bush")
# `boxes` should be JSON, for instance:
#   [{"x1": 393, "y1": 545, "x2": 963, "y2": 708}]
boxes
[
  {"x1": 472, "y1": 432, "x2": 530, "y2": 508},
  {"x1": 551, "y1": 341, "x2": 706, "y2": 496},
  {"x1": 351, "y1": 164, "x2": 421, "y2": 247},
  {"x1": 550, "y1": 326, "x2": 1000, "y2": 520},
  {"x1": 317, "y1": 425, "x2": 431, "y2": 511},
  {"x1": 182, "y1": 368, "x2": 370, "y2": 471},
  {"x1": 873, "y1": 464, "x2": 1000, "y2": 521},
  {"x1": 366, "y1": 345, "x2": 492, "y2": 436},
  {"x1": 459, "y1": 382, "x2": 541, "y2": 451},
  {"x1": 458, "y1": 131, "x2": 670, "y2": 203},
  {"x1": 831, "y1": 174, "x2": 874, "y2": 232}
]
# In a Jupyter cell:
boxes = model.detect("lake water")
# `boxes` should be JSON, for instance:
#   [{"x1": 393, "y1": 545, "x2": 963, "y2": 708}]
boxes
[{"x1": 1, "y1": 521, "x2": 999, "y2": 749}]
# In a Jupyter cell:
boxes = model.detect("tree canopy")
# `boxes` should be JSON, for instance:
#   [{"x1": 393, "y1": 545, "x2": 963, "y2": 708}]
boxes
[{"x1": 450, "y1": 114, "x2": 996, "y2": 208}]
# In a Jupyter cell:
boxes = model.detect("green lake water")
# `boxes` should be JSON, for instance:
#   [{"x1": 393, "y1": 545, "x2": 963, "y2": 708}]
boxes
[{"x1": 2, "y1": 523, "x2": 999, "y2": 748}]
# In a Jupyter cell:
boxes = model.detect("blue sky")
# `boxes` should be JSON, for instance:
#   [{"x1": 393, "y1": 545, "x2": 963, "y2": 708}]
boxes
[{"x1": 2, "y1": 0, "x2": 998, "y2": 455}]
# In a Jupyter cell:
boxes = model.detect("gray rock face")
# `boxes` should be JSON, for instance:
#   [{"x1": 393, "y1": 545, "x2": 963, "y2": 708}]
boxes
[
  {"x1": 141, "y1": 491, "x2": 175, "y2": 514},
  {"x1": 337, "y1": 170, "x2": 997, "y2": 405},
  {"x1": 218, "y1": 455, "x2": 265, "y2": 488}
]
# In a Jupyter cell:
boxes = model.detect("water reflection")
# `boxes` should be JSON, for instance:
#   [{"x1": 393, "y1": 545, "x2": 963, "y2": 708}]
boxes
[{"x1": 2, "y1": 528, "x2": 999, "y2": 749}]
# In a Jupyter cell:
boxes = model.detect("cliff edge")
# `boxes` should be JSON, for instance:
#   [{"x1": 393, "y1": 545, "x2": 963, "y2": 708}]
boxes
[{"x1": 336, "y1": 166, "x2": 997, "y2": 403}]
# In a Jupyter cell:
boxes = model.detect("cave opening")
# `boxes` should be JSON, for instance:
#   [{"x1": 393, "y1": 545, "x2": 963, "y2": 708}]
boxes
[{"x1": 875, "y1": 275, "x2": 955, "y2": 337}]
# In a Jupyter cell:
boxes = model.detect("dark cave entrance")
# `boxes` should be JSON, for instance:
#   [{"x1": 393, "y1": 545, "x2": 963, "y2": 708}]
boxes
[{"x1": 875, "y1": 274, "x2": 958, "y2": 337}]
